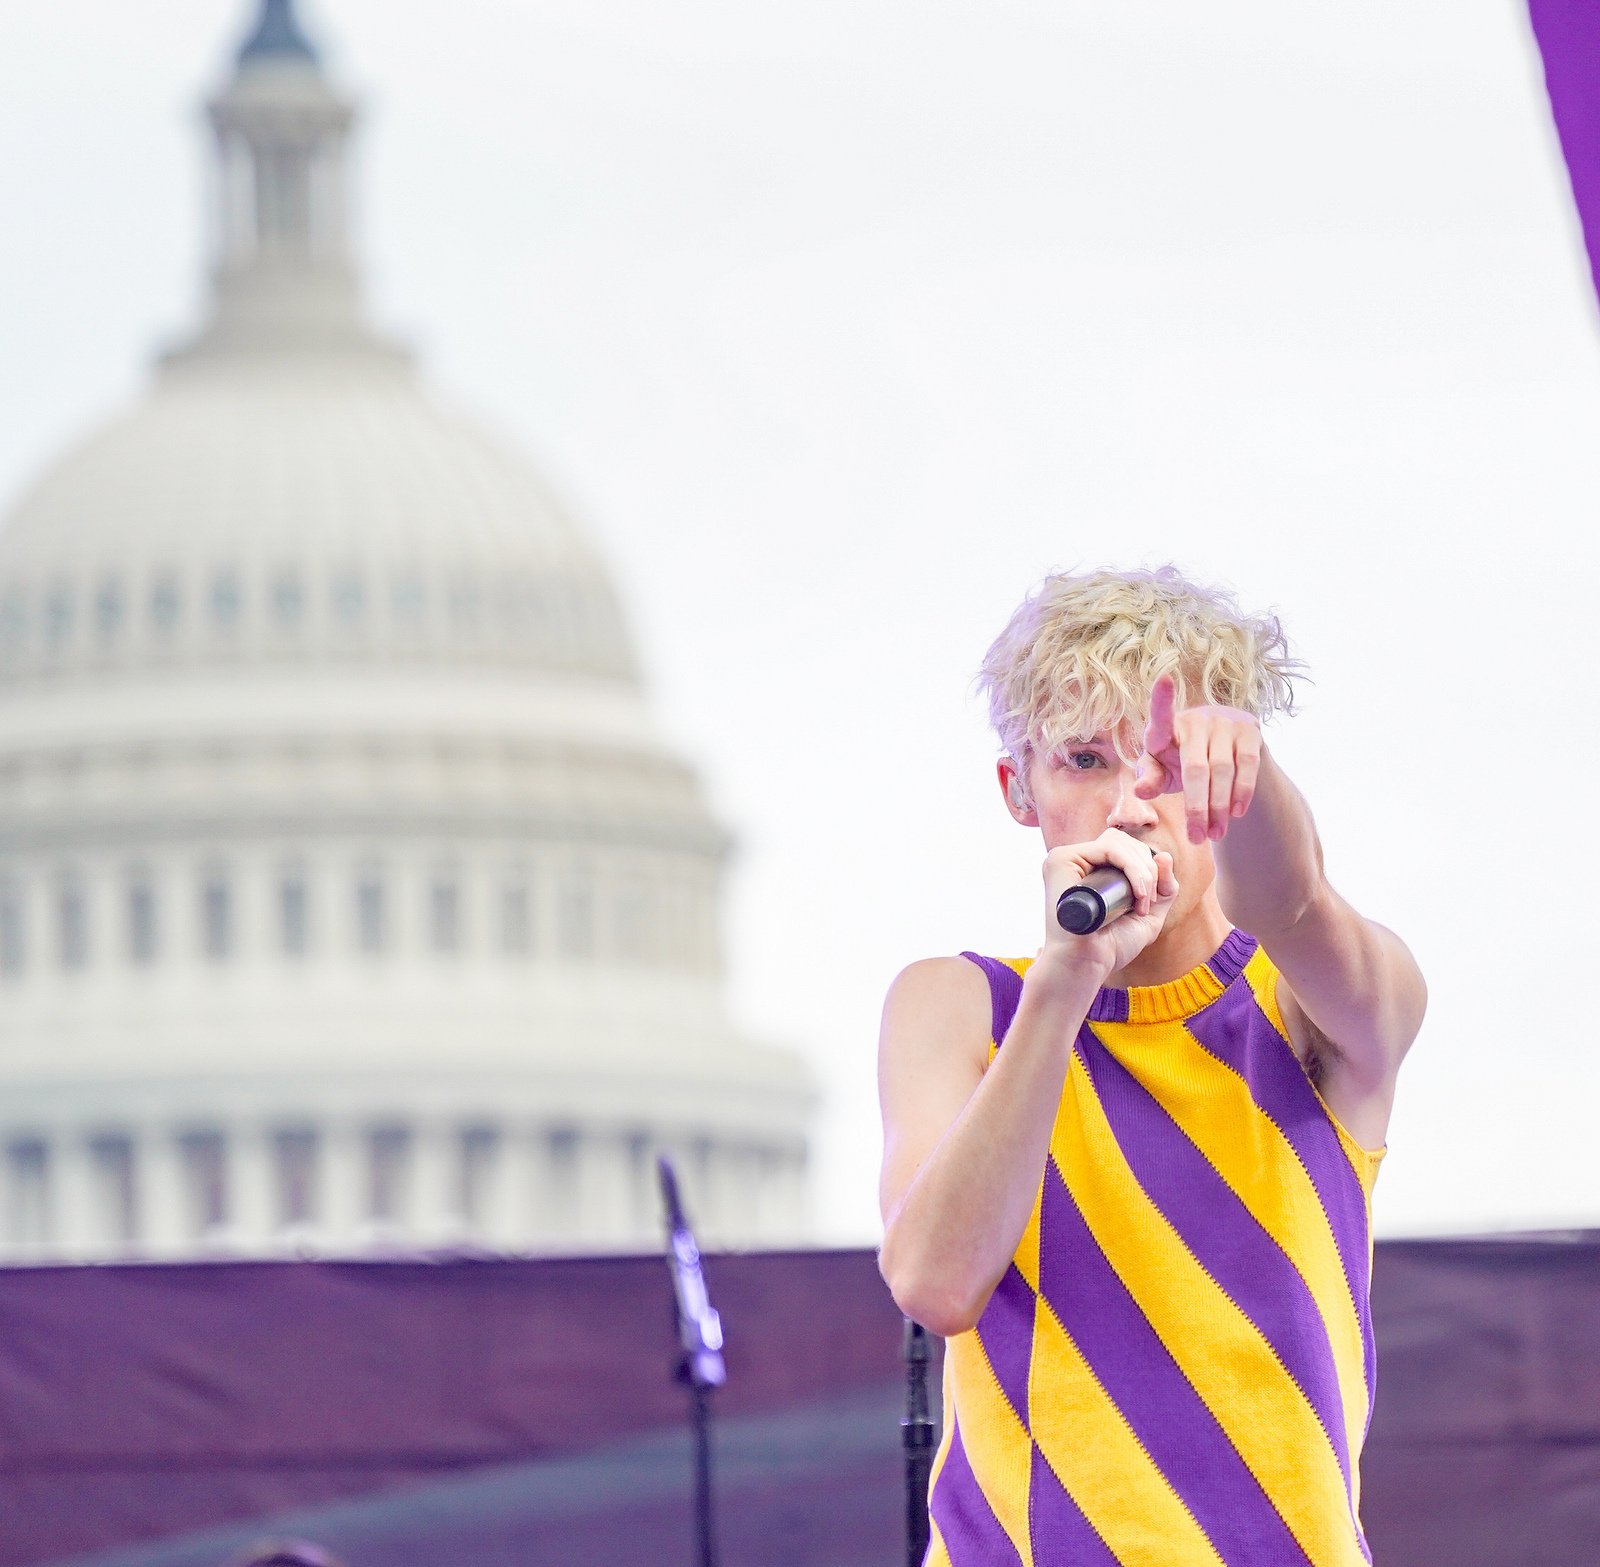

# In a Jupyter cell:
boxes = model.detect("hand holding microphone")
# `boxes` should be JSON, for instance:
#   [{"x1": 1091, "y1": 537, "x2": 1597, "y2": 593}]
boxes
[
  {"x1": 1056, "y1": 865, "x2": 1138, "y2": 934},
  {"x1": 1054, "y1": 838, "x2": 1165, "y2": 935}
]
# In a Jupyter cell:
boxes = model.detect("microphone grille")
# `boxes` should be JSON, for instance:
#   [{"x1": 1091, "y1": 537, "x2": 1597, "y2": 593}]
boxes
[{"x1": 1055, "y1": 887, "x2": 1103, "y2": 935}]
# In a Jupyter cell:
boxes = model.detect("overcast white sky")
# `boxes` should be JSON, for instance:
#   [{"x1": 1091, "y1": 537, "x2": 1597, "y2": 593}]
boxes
[{"x1": 2, "y1": 0, "x2": 1599, "y2": 1243}]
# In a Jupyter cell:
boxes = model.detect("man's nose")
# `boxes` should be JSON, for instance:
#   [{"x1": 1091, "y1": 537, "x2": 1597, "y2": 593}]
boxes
[{"x1": 1107, "y1": 767, "x2": 1160, "y2": 834}]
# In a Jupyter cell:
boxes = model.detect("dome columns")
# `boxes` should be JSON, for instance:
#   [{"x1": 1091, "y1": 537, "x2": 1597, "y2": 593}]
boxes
[{"x1": 0, "y1": 1114, "x2": 808, "y2": 1262}]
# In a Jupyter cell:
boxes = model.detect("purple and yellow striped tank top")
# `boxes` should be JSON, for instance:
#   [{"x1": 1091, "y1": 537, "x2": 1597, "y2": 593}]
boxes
[{"x1": 926, "y1": 929, "x2": 1384, "y2": 1567}]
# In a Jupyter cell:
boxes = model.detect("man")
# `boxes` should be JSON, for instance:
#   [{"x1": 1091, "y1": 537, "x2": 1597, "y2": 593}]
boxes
[{"x1": 878, "y1": 567, "x2": 1424, "y2": 1567}]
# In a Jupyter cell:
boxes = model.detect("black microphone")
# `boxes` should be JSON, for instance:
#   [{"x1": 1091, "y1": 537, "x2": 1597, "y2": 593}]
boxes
[{"x1": 1055, "y1": 865, "x2": 1137, "y2": 935}]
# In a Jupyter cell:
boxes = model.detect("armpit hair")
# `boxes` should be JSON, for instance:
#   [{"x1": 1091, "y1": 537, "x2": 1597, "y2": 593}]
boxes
[{"x1": 1298, "y1": 1014, "x2": 1342, "y2": 1090}]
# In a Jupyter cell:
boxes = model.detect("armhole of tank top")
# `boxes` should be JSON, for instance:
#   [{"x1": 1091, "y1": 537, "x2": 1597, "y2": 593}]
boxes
[
  {"x1": 1256, "y1": 951, "x2": 1387, "y2": 1188},
  {"x1": 958, "y1": 951, "x2": 1024, "y2": 1050}
]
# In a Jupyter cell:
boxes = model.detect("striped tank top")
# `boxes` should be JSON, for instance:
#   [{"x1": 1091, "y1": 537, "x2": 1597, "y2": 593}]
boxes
[{"x1": 926, "y1": 929, "x2": 1383, "y2": 1567}]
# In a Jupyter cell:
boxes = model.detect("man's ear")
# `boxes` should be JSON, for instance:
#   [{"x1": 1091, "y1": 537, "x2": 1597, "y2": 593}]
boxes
[{"x1": 997, "y1": 757, "x2": 1038, "y2": 827}]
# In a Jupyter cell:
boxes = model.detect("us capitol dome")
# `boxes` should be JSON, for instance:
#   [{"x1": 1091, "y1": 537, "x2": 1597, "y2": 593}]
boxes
[{"x1": 0, "y1": 0, "x2": 812, "y2": 1260}]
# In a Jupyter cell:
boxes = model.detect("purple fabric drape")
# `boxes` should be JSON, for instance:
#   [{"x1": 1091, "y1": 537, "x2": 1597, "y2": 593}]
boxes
[
  {"x1": 0, "y1": 1250, "x2": 910, "y2": 1567},
  {"x1": 1529, "y1": 0, "x2": 1600, "y2": 307},
  {"x1": 3, "y1": 1239, "x2": 1600, "y2": 1565}
]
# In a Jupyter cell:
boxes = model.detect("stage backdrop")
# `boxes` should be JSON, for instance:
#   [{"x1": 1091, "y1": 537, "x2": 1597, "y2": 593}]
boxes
[{"x1": 0, "y1": 1237, "x2": 1597, "y2": 1566}]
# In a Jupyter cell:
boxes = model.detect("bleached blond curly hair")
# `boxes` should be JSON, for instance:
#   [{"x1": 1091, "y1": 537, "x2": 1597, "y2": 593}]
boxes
[{"x1": 978, "y1": 566, "x2": 1303, "y2": 790}]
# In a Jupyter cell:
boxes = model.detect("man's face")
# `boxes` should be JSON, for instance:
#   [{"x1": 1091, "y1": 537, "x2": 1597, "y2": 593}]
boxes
[{"x1": 1000, "y1": 733, "x2": 1217, "y2": 925}]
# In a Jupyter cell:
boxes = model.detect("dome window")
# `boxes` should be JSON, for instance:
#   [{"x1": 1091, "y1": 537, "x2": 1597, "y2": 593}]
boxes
[
  {"x1": 355, "y1": 870, "x2": 385, "y2": 953},
  {"x1": 94, "y1": 579, "x2": 124, "y2": 643},
  {"x1": 279, "y1": 870, "x2": 310, "y2": 956},
  {"x1": 429, "y1": 875, "x2": 461, "y2": 954},
  {"x1": 44, "y1": 584, "x2": 74, "y2": 651},
  {"x1": 178, "y1": 1131, "x2": 227, "y2": 1239},
  {"x1": 150, "y1": 576, "x2": 181, "y2": 632},
  {"x1": 274, "y1": 1129, "x2": 320, "y2": 1228},
  {"x1": 0, "y1": 879, "x2": 24, "y2": 977},
  {"x1": 0, "y1": 592, "x2": 25, "y2": 659},
  {"x1": 558, "y1": 866, "x2": 593, "y2": 962},
  {"x1": 201, "y1": 872, "x2": 232, "y2": 962},
  {"x1": 391, "y1": 576, "x2": 425, "y2": 624},
  {"x1": 460, "y1": 1127, "x2": 498, "y2": 1231},
  {"x1": 332, "y1": 574, "x2": 364, "y2": 624},
  {"x1": 272, "y1": 573, "x2": 304, "y2": 626},
  {"x1": 615, "y1": 881, "x2": 649, "y2": 966},
  {"x1": 6, "y1": 1141, "x2": 49, "y2": 1246},
  {"x1": 127, "y1": 875, "x2": 158, "y2": 966},
  {"x1": 368, "y1": 1126, "x2": 410, "y2": 1223},
  {"x1": 89, "y1": 1136, "x2": 137, "y2": 1245},
  {"x1": 57, "y1": 878, "x2": 88, "y2": 970},
  {"x1": 546, "y1": 1126, "x2": 580, "y2": 1221},
  {"x1": 211, "y1": 573, "x2": 242, "y2": 629},
  {"x1": 500, "y1": 875, "x2": 533, "y2": 957}
]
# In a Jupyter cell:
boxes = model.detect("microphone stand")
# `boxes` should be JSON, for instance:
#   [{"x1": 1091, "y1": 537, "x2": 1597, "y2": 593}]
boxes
[
  {"x1": 902, "y1": 1317, "x2": 935, "y2": 1567},
  {"x1": 658, "y1": 1156, "x2": 725, "y2": 1567}
]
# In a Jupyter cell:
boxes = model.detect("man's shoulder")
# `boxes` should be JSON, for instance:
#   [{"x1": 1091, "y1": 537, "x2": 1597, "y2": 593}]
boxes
[
  {"x1": 887, "y1": 953, "x2": 991, "y2": 1004},
  {"x1": 881, "y1": 955, "x2": 995, "y2": 1064}
]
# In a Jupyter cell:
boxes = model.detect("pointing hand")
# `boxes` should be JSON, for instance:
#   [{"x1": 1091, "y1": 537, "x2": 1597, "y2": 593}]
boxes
[{"x1": 1133, "y1": 674, "x2": 1262, "y2": 845}]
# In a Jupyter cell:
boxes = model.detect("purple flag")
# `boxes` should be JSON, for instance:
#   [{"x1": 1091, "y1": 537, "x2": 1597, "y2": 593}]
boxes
[{"x1": 1528, "y1": 0, "x2": 1600, "y2": 307}]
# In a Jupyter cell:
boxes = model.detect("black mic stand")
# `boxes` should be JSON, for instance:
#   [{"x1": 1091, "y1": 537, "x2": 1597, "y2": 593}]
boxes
[
  {"x1": 658, "y1": 1156, "x2": 725, "y2": 1567},
  {"x1": 902, "y1": 1317, "x2": 935, "y2": 1566}
]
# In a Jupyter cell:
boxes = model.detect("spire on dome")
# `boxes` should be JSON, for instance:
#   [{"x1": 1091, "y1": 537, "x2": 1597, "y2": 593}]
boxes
[
  {"x1": 162, "y1": 0, "x2": 406, "y2": 369},
  {"x1": 237, "y1": 0, "x2": 319, "y2": 67}
]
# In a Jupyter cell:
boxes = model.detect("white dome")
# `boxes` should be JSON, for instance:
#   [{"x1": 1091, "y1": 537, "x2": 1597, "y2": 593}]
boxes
[
  {"x1": 0, "y1": 354, "x2": 636, "y2": 687},
  {"x1": 0, "y1": 1, "x2": 811, "y2": 1265}
]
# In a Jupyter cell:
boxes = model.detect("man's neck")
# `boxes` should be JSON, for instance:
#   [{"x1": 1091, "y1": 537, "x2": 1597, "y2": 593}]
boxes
[{"x1": 1108, "y1": 892, "x2": 1234, "y2": 990}]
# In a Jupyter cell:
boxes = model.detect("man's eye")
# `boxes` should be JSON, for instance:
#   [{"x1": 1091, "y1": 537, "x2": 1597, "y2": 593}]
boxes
[{"x1": 1067, "y1": 752, "x2": 1103, "y2": 771}]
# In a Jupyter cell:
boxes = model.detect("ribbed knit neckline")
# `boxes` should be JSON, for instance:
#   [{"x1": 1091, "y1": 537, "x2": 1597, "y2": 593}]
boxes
[{"x1": 1086, "y1": 928, "x2": 1257, "y2": 1025}]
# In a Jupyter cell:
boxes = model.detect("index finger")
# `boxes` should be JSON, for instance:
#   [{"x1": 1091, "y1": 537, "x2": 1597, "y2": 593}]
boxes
[{"x1": 1144, "y1": 673, "x2": 1176, "y2": 755}]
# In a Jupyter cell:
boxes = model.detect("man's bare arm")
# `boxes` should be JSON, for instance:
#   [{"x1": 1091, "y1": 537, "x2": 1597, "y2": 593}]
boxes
[
  {"x1": 877, "y1": 956, "x2": 1083, "y2": 1337},
  {"x1": 1214, "y1": 750, "x2": 1424, "y2": 1143},
  {"x1": 878, "y1": 834, "x2": 1176, "y2": 1337},
  {"x1": 1135, "y1": 674, "x2": 1425, "y2": 1146}
]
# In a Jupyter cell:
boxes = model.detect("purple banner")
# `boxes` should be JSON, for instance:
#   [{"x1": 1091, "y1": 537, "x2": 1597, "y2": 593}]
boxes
[
  {"x1": 1529, "y1": 0, "x2": 1600, "y2": 307},
  {"x1": 0, "y1": 1250, "x2": 910, "y2": 1567},
  {"x1": 2, "y1": 1239, "x2": 1599, "y2": 1565}
]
